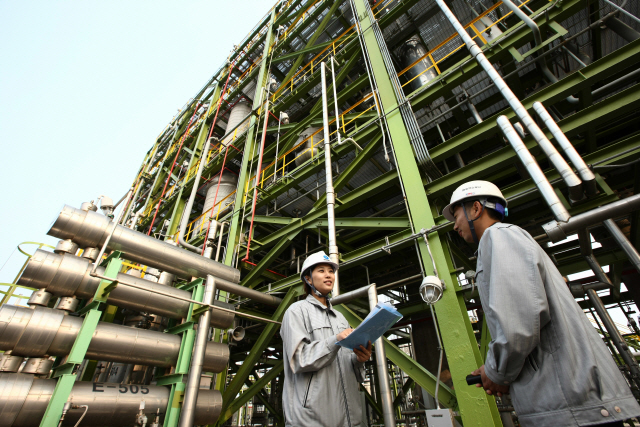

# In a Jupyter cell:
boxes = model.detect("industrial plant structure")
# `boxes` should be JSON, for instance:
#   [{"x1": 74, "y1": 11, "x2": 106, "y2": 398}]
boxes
[{"x1": 2, "y1": 0, "x2": 640, "y2": 425}]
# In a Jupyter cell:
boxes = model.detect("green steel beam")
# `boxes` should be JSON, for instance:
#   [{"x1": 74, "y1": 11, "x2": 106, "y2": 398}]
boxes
[
  {"x1": 219, "y1": 288, "x2": 297, "y2": 423},
  {"x1": 351, "y1": 0, "x2": 501, "y2": 424},
  {"x1": 224, "y1": 9, "x2": 277, "y2": 268},
  {"x1": 246, "y1": 373, "x2": 284, "y2": 425},
  {"x1": 221, "y1": 362, "x2": 285, "y2": 424},
  {"x1": 336, "y1": 305, "x2": 457, "y2": 409},
  {"x1": 242, "y1": 231, "x2": 300, "y2": 288},
  {"x1": 306, "y1": 217, "x2": 411, "y2": 230},
  {"x1": 393, "y1": 377, "x2": 415, "y2": 409},
  {"x1": 362, "y1": 384, "x2": 383, "y2": 417}
]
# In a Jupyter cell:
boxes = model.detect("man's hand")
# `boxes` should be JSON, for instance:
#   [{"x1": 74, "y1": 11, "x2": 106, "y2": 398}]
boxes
[
  {"x1": 354, "y1": 341, "x2": 372, "y2": 362},
  {"x1": 337, "y1": 328, "x2": 354, "y2": 341},
  {"x1": 471, "y1": 365, "x2": 510, "y2": 397}
]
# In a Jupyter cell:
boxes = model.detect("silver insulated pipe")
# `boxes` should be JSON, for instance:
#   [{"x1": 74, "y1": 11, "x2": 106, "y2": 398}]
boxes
[
  {"x1": 0, "y1": 305, "x2": 229, "y2": 372},
  {"x1": 498, "y1": 116, "x2": 571, "y2": 222},
  {"x1": 18, "y1": 249, "x2": 235, "y2": 328},
  {"x1": 0, "y1": 373, "x2": 222, "y2": 427},
  {"x1": 48, "y1": 205, "x2": 281, "y2": 305},
  {"x1": 434, "y1": 0, "x2": 584, "y2": 201}
]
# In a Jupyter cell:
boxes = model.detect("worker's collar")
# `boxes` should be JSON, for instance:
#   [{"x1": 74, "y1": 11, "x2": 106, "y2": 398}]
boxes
[{"x1": 305, "y1": 294, "x2": 336, "y2": 313}]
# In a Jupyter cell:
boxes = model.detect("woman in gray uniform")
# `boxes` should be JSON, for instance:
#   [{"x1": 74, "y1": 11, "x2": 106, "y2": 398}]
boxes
[{"x1": 280, "y1": 251, "x2": 372, "y2": 426}]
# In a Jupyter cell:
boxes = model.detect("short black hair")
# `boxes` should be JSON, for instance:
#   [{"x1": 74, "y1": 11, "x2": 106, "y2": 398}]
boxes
[{"x1": 463, "y1": 199, "x2": 503, "y2": 221}]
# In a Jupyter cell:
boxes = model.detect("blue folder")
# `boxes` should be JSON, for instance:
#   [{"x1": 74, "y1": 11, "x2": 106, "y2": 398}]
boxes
[{"x1": 337, "y1": 302, "x2": 403, "y2": 350}]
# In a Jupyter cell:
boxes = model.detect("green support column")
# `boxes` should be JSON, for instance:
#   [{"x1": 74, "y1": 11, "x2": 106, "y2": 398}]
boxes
[
  {"x1": 224, "y1": 8, "x2": 277, "y2": 268},
  {"x1": 39, "y1": 254, "x2": 123, "y2": 427},
  {"x1": 351, "y1": 0, "x2": 501, "y2": 425}
]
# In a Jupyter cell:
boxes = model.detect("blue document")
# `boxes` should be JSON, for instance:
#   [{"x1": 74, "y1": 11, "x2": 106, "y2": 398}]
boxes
[{"x1": 337, "y1": 302, "x2": 403, "y2": 350}]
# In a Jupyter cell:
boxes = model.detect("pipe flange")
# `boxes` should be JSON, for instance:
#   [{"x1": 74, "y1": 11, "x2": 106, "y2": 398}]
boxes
[{"x1": 542, "y1": 220, "x2": 567, "y2": 243}]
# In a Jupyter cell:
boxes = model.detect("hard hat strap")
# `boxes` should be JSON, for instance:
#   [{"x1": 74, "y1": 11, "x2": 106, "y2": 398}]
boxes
[
  {"x1": 461, "y1": 199, "x2": 487, "y2": 243},
  {"x1": 303, "y1": 275, "x2": 332, "y2": 300}
]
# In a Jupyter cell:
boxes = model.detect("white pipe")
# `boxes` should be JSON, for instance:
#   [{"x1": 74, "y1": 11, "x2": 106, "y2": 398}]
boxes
[
  {"x1": 321, "y1": 61, "x2": 340, "y2": 296},
  {"x1": 498, "y1": 116, "x2": 571, "y2": 222},
  {"x1": 532, "y1": 102, "x2": 597, "y2": 195},
  {"x1": 434, "y1": 0, "x2": 584, "y2": 201},
  {"x1": 178, "y1": 140, "x2": 212, "y2": 253}
]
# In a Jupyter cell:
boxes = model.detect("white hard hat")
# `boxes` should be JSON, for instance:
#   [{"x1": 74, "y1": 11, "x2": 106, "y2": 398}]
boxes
[
  {"x1": 442, "y1": 180, "x2": 507, "y2": 222},
  {"x1": 299, "y1": 251, "x2": 339, "y2": 284}
]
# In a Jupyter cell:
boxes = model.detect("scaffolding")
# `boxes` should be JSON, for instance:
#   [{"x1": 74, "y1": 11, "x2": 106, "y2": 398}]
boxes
[{"x1": 2, "y1": 0, "x2": 640, "y2": 425}]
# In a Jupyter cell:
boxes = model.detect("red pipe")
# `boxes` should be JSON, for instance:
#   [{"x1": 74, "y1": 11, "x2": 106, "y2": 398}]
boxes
[
  {"x1": 146, "y1": 103, "x2": 201, "y2": 235},
  {"x1": 242, "y1": 259, "x2": 286, "y2": 277},
  {"x1": 243, "y1": 98, "x2": 271, "y2": 261}
]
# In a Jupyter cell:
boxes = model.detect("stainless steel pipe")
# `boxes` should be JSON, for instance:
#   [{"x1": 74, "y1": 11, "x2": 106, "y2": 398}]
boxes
[
  {"x1": 435, "y1": 0, "x2": 584, "y2": 201},
  {"x1": 330, "y1": 284, "x2": 373, "y2": 306},
  {"x1": 49, "y1": 205, "x2": 239, "y2": 283},
  {"x1": 179, "y1": 276, "x2": 215, "y2": 427},
  {"x1": 603, "y1": 218, "x2": 640, "y2": 273},
  {"x1": 532, "y1": 102, "x2": 597, "y2": 195},
  {"x1": 178, "y1": 140, "x2": 211, "y2": 253},
  {"x1": 0, "y1": 306, "x2": 229, "y2": 372},
  {"x1": 0, "y1": 373, "x2": 222, "y2": 427},
  {"x1": 498, "y1": 116, "x2": 571, "y2": 222},
  {"x1": 18, "y1": 249, "x2": 235, "y2": 328},
  {"x1": 48, "y1": 205, "x2": 281, "y2": 305},
  {"x1": 320, "y1": 61, "x2": 340, "y2": 296},
  {"x1": 542, "y1": 194, "x2": 640, "y2": 242},
  {"x1": 368, "y1": 285, "x2": 395, "y2": 427}
]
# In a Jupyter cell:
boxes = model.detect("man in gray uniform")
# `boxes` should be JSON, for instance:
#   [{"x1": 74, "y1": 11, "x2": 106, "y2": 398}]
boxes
[{"x1": 443, "y1": 180, "x2": 640, "y2": 427}]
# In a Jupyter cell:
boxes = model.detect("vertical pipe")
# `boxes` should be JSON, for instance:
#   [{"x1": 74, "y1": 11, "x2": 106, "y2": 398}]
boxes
[
  {"x1": 179, "y1": 275, "x2": 215, "y2": 427},
  {"x1": 215, "y1": 222, "x2": 228, "y2": 262},
  {"x1": 603, "y1": 219, "x2": 640, "y2": 274},
  {"x1": 244, "y1": 94, "x2": 271, "y2": 261},
  {"x1": 497, "y1": 116, "x2": 571, "y2": 222},
  {"x1": 320, "y1": 61, "x2": 340, "y2": 296},
  {"x1": 178, "y1": 140, "x2": 212, "y2": 252},
  {"x1": 532, "y1": 102, "x2": 597, "y2": 195},
  {"x1": 577, "y1": 230, "x2": 640, "y2": 391},
  {"x1": 368, "y1": 284, "x2": 395, "y2": 427},
  {"x1": 434, "y1": 0, "x2": 584, "y2": 201}
]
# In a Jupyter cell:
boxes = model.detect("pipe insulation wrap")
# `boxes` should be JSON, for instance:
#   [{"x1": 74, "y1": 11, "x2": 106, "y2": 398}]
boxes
[
  {"x1": 48, "y1": 205, "x2": 281, "y2": 305},
  {"x1": 0, "y1": 306, "x2": 229, "y2": 372},
  {"x1": 18, "y1": 249, "x2": 235, "y2": 328},
  {"x1": 0, "y1": 373, "x2": 222, "y2": 427}
]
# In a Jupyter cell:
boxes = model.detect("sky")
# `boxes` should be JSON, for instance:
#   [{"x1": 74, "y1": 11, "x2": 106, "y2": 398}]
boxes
[{"x1": 0, "y1": 1, "x2": 273, "y2": 290}]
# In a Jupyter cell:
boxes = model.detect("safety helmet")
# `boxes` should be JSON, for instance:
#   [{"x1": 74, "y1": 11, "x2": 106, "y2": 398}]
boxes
[
  {"x1": 299, "y1": 251, "x2": 339, "y2": 285},
  {"x1": 442, "y1": 180, "x2": 507, "y2": 222}
]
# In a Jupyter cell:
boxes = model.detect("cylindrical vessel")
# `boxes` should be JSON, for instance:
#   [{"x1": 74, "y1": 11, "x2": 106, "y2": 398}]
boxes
[
  {"x1": 193, "y1": 172, "x2": 238, "y2": 232},
  {"x1": 0, "y1": 373, "x2": 222, "y2": 427},
  {"x1": 397, "y1": 35, "x2": 438, "y2": 92},
  {"x1": 294, "y1": 127, "x2": 322, "y2": 166},
  {"x1": 48, "y1": 205, "x2": 240, "y2": 284},
  {"x1": 221, "y1": 101, "x2": 252, "y2": 147},
  {"x1": 0, "y1": 306, "x2": 229, "y2": 373},
  {"x1": 18, "y1": 249, "x2": 235, "y2": 327}
]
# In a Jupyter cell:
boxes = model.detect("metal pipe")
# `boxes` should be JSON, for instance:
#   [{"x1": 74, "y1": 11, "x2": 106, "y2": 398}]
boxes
[
  {"x1": 215, "y1": 221, "x2": 228, "y2": 262},
  {"x1": 0, "y1": 305, "x2": 229, "y2": 372},
  {"x1": 603, "y1": 0, "x2": 640, "y2": 25},
  {"x1": 603, "y1": 218, "x2": 640, "y2": 274},
  {"x1": 331, "y1": 284, "x2": 373, "y2": 306},
  {"x1": 500, "y1": 0, "x2": 580, "y2": 104},
  {"x1": 179, "y1": 276, "x2": 215, "y2": 427},
  {"x1": 178, "y1": 140, "x2": 212, "y2": 253},
  {"x1": 497, "y1": 116, "x2": 571, "y2": 222},
  {"x1": 368, "y1": 284, "x2": 395, "y2": 427},
  {"x1": 592, "y1": 68, "x2": 640, "y2": 98},
  {"x1": 435, "y1": 0, "x2": 584, "y2": 201},
  {"x1": 542, "y1": 193, "x2": 640, "y2": 242},
  {"x1": 0, "y1": 373, "x2": 222, "y2": 427},
  {"x1": 321, "y1": 61, "x2": 341, "y2": 296},
  {"x1": 330, "y1": 55, "x2": 342, "y2": 147},
  {"x1": 90, "y1": 189, "x2": 134, "y2": 277},
  {"x1": 430, "y1": 305, "x2": 444, "y2": 410},
  {"x1": 532, "y1": 102, "x2": 597, "y2": 195},
  {"x1": 576, "y1": 229, "x2": 640, "y2": 390},
  {"x1": 18, "y1": 249, "x2": 235, "y2": 327},
  {"x1": 49, "y1": 205, "x2": 240, "y2": 284}
]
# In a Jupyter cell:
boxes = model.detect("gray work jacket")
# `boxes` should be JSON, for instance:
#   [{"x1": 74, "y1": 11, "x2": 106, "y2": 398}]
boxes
[
  {"x1": 476, "y1": 223, "x2": 640, "y2": 426},
  {"x1": 280, "y1": 294, "x2": 365, "y2": 427}
]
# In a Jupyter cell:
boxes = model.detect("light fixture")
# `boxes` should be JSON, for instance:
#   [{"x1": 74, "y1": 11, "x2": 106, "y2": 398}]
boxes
[{"x1": 419, "y1": 275, "x2": 444, "y2": 304}]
